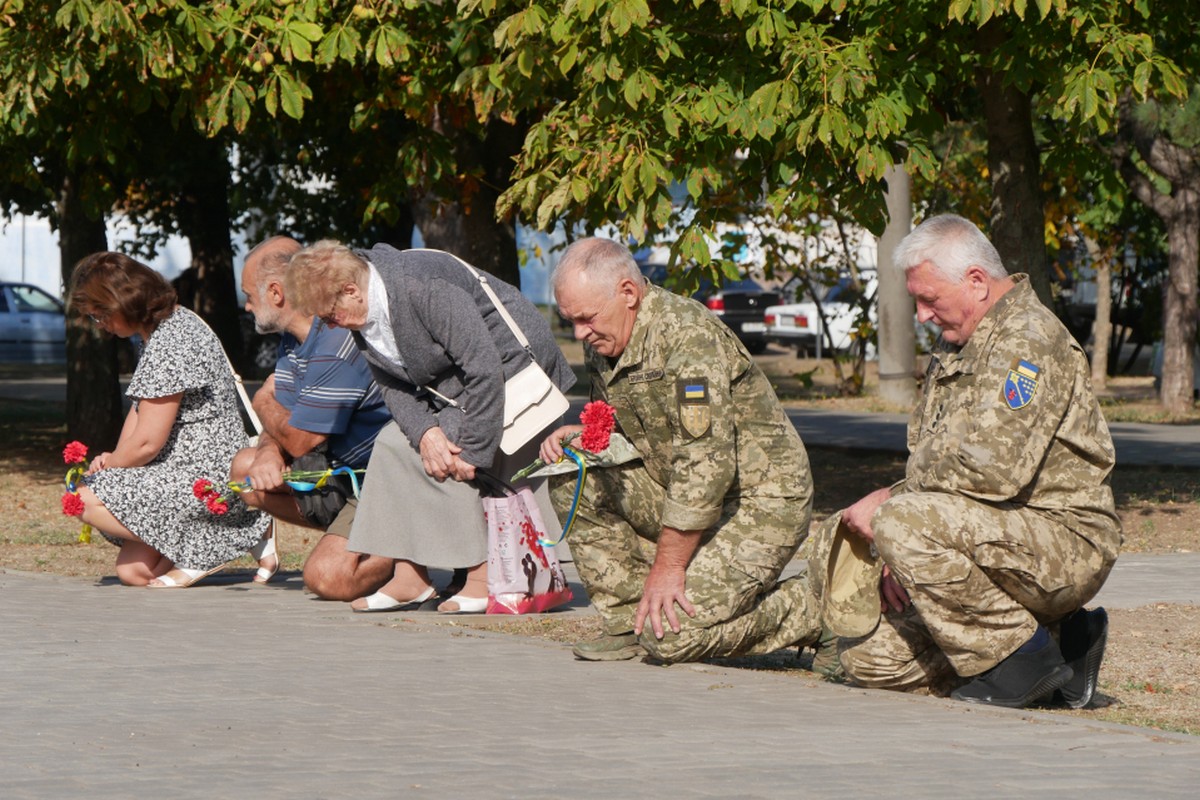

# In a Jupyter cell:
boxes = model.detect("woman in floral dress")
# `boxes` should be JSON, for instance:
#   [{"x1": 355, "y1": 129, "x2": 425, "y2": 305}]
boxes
[{"x1": 70, "y1": 252, "x2": 271, "y2": 587}]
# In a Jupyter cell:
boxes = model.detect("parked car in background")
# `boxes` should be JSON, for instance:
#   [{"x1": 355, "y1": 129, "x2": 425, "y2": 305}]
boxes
[
  {"x1": 0, "y1": 282, "x2": 66, "y2": 364},
  {"x1": 764, "y1": 271, "x2": 877, "y2": 358},
  {"x1": 637, "y1": 262, "x2": 779, "y2": 354}
]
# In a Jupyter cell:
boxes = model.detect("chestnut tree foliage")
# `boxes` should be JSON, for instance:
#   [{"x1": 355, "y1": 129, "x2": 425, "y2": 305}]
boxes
[
  {"x1": 0, "y1": 0, "x2": 1194, "y2": 413},
  {"x1": 458, "y1": 0, "x2": 1184, "y2": 287}
]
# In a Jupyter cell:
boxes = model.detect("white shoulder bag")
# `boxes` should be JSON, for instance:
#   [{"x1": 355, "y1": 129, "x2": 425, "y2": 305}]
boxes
[{"x1": 419, "y1": 252, "x2": 569, "y2": 455}]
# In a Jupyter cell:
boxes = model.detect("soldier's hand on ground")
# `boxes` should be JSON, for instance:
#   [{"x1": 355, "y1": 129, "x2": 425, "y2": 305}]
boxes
[
  {"x1": 880, "y1": 565, "x2": 910, "y2": 613},
  {"x1": 842, "y1": 487, "x2": 892, "y2": 542},
  {"x1": 247, "y1": 446, "x2": 287, "y2": 493},
  {"x1": 419, "y1": 426, "x2": 461, "y2": 482},
  {"x1": 634, "y1": 564, "x2": 696, "y2": 639},
  {"x1": 539, "y1": 424, "x2": 584, "y2": 467}
]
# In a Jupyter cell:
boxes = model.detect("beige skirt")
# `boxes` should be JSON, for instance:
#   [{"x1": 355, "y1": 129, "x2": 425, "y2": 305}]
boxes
[{"x1": 347, "y1": 421, "x2": 563, "y2": 568}]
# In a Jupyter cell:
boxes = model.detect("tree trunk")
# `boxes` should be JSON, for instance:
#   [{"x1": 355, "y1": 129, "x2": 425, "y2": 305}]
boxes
[
  {"x1": 1112, "y1": 91, "x2": 1200, "y2": 414},
  {"x1": 976, "y1": 22, "x2": 1053, "y2": 307},
  {"x1": 174, "y1": 135, "x2": 241, "y2": 364},
  {"x1": 58, "y1": 172, "x2": 124, "y2": 450},
  {"x1": 876, "y1": 164, "x2": 917, "y2": 408},
  {"x1": 411, "y1": 118, "x2": 524, "y2": 286},
  {"x1": 1088, "y1": 243, "x2": 1113, "y2": 393},
  {"x1": 1160, "y1": 188, "x2": 1200, "y2": 414}
]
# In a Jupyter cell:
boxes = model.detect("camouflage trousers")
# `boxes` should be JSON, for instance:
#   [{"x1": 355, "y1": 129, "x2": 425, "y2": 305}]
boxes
[
  {"x1": 839, "y1": 492, "x2": 1115, "y2": 690},
  {"x1": 551, "y1": 462, "x2": 819, "y2": 664}
]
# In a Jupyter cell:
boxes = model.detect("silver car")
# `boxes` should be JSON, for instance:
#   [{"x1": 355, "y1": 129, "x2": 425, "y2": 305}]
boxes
[{"x1": 0, "y1": 282, "x2": 66, "y2": 364}]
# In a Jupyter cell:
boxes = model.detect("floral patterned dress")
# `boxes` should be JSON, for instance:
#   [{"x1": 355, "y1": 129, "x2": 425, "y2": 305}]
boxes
[{"x1": 86, "y1": 307, "x2": 269, "y2": 569}]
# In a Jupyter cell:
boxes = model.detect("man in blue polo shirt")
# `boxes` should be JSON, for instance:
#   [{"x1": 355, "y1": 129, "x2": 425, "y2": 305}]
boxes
[{"x1": 229, "y1": 236, "x2": 394, "y2": 599}]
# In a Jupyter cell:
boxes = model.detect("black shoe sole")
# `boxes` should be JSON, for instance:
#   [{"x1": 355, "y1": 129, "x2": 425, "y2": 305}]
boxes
[
  {"x1": 952, "y1": 664, "x2": 1074, "y2": 709},
  {"x1": 1057, "y1": 608, "x2": 1109, "y2": 709}
]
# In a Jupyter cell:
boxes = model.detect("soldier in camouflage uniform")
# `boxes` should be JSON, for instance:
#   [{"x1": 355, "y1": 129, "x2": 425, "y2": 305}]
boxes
[
  {"x1": 828, "y1": 214, "x2": 1119, "y2": 708},
  {"x1": 540, "y1": 238, "x2": 820, "y2": 664}
]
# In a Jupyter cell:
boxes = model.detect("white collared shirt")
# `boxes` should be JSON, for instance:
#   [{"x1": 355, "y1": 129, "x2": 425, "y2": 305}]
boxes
[{"x1": 359, "y1": 262, "x2": 405, "y2": 369}]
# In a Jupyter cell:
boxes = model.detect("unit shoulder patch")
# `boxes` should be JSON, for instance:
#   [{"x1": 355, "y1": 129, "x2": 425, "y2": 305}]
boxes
[{"x1": 1003, "y1": 359, "x2": 1040, "y2": 410}]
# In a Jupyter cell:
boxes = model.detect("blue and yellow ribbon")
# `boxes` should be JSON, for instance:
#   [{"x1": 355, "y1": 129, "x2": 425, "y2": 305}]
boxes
[{"x1": 537, "y1": 446, "x2": 586, "y2": 548}]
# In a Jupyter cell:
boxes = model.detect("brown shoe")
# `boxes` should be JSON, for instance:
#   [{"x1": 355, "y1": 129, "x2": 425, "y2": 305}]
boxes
[{"x1": 572, "y1": 632, "x2": 644, "y2": 661}]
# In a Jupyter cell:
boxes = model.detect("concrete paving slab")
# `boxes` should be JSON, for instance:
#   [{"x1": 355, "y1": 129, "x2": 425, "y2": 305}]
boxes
[{"x1": 2, "y1": 569, "x2": 1198, "y2": 800}]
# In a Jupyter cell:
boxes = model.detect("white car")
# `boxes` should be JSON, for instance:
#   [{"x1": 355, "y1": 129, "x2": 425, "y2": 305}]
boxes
[
  {"x1": 764, "y1": 273, "x2": 877, "y2": 358},
  {"x1": 0, "y1": 282, "x2": 66, "y2": 364}
]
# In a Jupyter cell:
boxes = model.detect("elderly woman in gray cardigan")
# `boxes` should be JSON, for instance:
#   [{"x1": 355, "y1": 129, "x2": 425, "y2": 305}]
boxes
[{"x1": 286, "y1": 241, "x2": 575, "y2": 613}]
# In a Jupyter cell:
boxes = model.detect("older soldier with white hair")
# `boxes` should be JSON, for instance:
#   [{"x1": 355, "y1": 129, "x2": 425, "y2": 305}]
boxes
[
  {"x1": 540, "y1": 237, "x2": 820, "y2": 664},
  {"x1": 824, "y1": 214, "x2": 1118, "y2": 709}
]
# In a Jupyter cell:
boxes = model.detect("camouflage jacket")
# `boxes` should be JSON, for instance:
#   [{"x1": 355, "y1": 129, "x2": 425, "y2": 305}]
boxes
[
  {"x1": 899, "y1": 275, "x2": 1121, "y2": 558},
  {"x1": 585, "y1": 285, "x2": 811, "y2": 532}
]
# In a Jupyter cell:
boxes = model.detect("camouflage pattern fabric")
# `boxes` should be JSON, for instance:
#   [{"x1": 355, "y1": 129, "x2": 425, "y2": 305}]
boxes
[
  {"x1": 838, "y1": 275, "x2": 1122, "y2": 688},
  {"x1": 552, "y1": 285, "x2": 819, "y2": 663},
  {"x1": 843, "y1": 491, "x2": 1115, "y2": 684}
]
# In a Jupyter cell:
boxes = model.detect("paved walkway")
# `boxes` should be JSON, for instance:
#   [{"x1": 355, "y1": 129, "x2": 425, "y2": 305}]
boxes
[
  {"x1": 2, "y1": 553, "x2": 1199, "y2": 799},
  {"x1": 3, "y1": 377, "x2": 1199, "y2": 796}
]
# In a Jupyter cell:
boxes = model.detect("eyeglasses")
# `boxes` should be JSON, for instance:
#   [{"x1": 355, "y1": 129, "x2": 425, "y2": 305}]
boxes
[{"x1": 318, "y1": 293, "x2": 341, "y2": 325}]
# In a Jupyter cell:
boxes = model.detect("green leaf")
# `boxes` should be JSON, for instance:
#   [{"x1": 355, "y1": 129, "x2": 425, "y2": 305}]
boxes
[
  {"x1": 639, "y1": 152, "x2": 664, "y2": 194},
  {"x1": 517, "y1": 47, "x2": 534, "y2": 78},
  {"x1": 663, "y1": 105, "x2": 681, "y2": 137},
  {"x1": 231, "y1": 80, "x2": 254, "y2": 133},
  {"x1": 620, "y1": 156, "x2": 640, "y2": 202},
  {"x1": 536, "y1": 177, "x2": 571, "y2": 230},
  {"x1": 559, "y1": 43, "x2": 579, "y2": 75},
  {"x1": 623, "y1": 71, "x2": 641, "y2": 108},
  {"x1": 570, "y1": 175, "x2": 590, "y2": 204},
  {"x1": 287, "y1": 30, "x2": 313, "y2": 62},
  {"x1": 288, "y1": 21, "x2": 324, "y2": 42},
  {"x1": 263, "y1": 74, "x2": 279, "y2": 117},
  {"x1": 279, "y1": 73, "x2": 311, "y2": 120}
]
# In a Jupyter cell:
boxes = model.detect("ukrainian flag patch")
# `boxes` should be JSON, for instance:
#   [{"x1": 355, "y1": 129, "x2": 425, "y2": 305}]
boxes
[
  {"x1": 1003, "y1": 359, "x2": 1040, "y2": 410},
  {"x1": 677, "y1": 377, "x2": 711, "y2": 438},
  {"x1": 677, "y1": 378, "x2": 709, "y2": 404}
]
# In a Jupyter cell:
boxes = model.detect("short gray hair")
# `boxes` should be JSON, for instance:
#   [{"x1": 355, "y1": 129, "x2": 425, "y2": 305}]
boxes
[
  {"x1": 247, "y1": 235, "x2": 301, "y2": 294},
  {"x1": 892, "y1": 214, "x2": 1007, "y2": 281},
  {"x1": 552, "y1": 237, "x2": 643, "y2": 297}
]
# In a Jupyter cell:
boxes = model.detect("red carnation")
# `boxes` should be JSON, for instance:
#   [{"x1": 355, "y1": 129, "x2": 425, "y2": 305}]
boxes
[
  {"x1": 61, "y1": 492, "x2": 85, "y2": 517},
  {"x1": 193, "y1": 479, "x2": 214, "y2": 499},
  {"x1": 579, "y1": 400, "x2": 616, "y2": 453},
  {"x1": 205, "y1": 495, "x2": 229, "y2": 515},
  {"x1": 62, "y1": 441, "x2": 88, "y2": 464}
]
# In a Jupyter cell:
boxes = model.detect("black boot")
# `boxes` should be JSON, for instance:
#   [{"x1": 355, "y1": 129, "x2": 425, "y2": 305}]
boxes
[
  {"x1": 951, "y1": 628, "x2": 1073, "y2": 709},
  {"x1": 1052, "y1": 607, "x2": 1108, "y2": 709}
]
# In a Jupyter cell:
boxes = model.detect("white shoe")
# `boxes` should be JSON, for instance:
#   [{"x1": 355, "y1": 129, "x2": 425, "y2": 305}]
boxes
[
  {"x1": 351, "y1": 586, "x2": 436, "y2": 613},
  {"x1": 147, "y1": 564, "x2": 226, "y2": 589},
  {"x1": 249, "y1": 524, "x2": 278, "y2": 584},
  {"x1": 437, "y1": 594, "x2": 489, "y2": 614}
]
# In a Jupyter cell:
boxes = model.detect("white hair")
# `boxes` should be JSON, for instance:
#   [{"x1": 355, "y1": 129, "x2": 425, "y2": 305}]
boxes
[
  {"x1": 892, "y1": 214, "x2": 1008, "y2": 281},
  {"x1": 552, "y1": 237, "x2": 644, "y2": 297}
]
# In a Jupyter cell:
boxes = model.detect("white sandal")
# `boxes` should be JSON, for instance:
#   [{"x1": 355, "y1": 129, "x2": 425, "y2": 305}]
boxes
[
  {"x1": 351, "y1": 586, "x2": 436, "y2": 613},
  {"x1": 147, "y1": 564, "x2": 226, "y2": 589},
  {"x1": 437, "y1": 594, "x2": 489, "y2": 614},
  {"x1": 249, "y1": 523, "x2": 278, "y2": 585}
]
